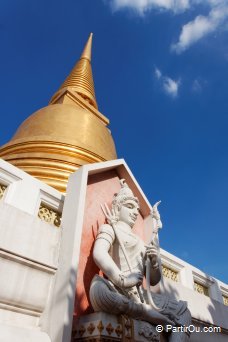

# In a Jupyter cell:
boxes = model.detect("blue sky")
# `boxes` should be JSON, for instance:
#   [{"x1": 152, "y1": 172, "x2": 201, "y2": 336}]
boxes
[{"x1": 0, "y1": 0, "x2": 228, "y2": 283}]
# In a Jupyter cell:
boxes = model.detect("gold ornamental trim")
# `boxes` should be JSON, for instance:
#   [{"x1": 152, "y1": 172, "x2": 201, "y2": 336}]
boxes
[
  {"x1": 0, "y1": 141, "x2": 107, "y2": 163},
  {"x1": 0, "y1": 184, "x2": 7, "y2": 200},
  {"x1": 162, "y1": 265, "x2": 179, "y2": 282},
  {"x1": 20, "y1": 166, "x2": 72, "y2": 180},
  {"x1": 50, "y1": 88, "x2": 109, "y2": 125},
  {"x1": 38, "y1": 203, "x2": 62, "y2": 228},
  {"x1": 194, "y1": 281, "x2": 209, "y2": 296},
  {"x1": 223, "y1": 295, "x2": 228, "y2": 306},
  {"x1": 2, "y1": 159, "x2": 79, "y2": 181},
  {"x1": 38, "y1": 178, "x2": 67, "y2": 193},
  {"x1": 8, "y1": 158, "x2": 79, "y2": 172}
]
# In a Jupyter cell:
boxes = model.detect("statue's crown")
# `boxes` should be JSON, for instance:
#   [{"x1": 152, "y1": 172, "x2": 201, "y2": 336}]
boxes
[
  {"x1": 112, "y1": 179, "x2": 139, "y2": 207},
  {"x1": 118, "y1": 179, "x2": 134, "y2": 196}
]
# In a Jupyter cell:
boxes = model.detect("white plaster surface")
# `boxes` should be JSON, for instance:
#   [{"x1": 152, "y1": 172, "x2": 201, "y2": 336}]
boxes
[
  {"x1": 0, "y1": 324, "x2": 51, "y2": 342},
  {"x1": 0, "y1": 158, "x2": 63, "y2": 215},
  {"x1": 0, "y1": 253, "x2": 53, "y2": 312},
  {"x1": 0, "y1": 159, "x2": 63, "y2": 340},
  {"x1": 0, "y1": 202, "x2": 60, "y2": 267},
  {"x1": 0, "y1": 305, "x2": 39, "y2": 328},
  {"x1": 160, "y1": 248, "x2": 228, "y2": 331}
]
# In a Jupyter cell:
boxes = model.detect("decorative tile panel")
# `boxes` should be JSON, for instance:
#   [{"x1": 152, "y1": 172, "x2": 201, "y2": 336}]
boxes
[
  {"x1": 38, "y1": 203, "x2": 61, "y2": 228},
  {"x1": 0, "y1": 184, "x2": 7, "y2": 200},
  {"x1": 162, "y1": 265, "x2": 179, "y2": 282},
  {"x1": 222, "y1": 295, "x2": 228, "y2": 306},
  {"x1": 194, "y1": 281, "x2": 209, "y2": 296}
]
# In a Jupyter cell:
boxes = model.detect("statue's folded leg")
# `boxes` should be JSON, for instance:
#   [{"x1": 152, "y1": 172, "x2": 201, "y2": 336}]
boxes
[
  {"x1": 90, "y1": 275, "x2": 174, "y2": 326},
  {"x1": 151, "y1": 293, "x2": 191, "y2": 342},
  {"x1": 90, "y1": 275, "x2": 144, "y2": 317},
  {"x1": 168, "y1": 307, "x2": 191, "y2": 342}
]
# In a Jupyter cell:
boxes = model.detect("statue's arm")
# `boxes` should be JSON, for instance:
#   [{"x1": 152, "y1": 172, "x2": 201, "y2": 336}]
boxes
[
  {"x1": 149, "y1": 263, "x2": 161, "y2": 286},
  {"x1": 93, "y1": 237, "x2": 122, "y2": 286},
  {"x1": 93, "y1": 224, "x2": 143, "y2": 288},
  {"x1": 144, "y1": 245, "x2": 161, "y2": 286},
  {"x1": 93, "y1": 224, "x2": 122, "y2": 286},
  {"x1": 146, "y1": 202, "x2": 162, "y2": 286}
]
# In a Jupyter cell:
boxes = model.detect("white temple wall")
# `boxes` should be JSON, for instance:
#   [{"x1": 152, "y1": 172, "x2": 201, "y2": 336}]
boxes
[
  {"x1": 0, "y1": 158, "x2": 64, "y2": 341},
  {"x1": 160, "y1": 248, "x2": 228, "y2": 340}
]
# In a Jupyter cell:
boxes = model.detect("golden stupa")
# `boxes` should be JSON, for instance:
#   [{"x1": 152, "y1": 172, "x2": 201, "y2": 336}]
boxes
[{"x1": 0, "y1": 34, "x2": 117, "y2": 192}]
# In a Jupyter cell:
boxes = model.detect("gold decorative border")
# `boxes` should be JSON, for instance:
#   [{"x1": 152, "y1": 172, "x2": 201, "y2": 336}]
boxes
[
  {"x1": 0, "y1": 141, "x2": 107, "y2": 163},
  {"x1": 162, "y1": 265, "x2": 179, "y2": 282},
  {"x1": 0, "y1": 184, "x2": 7, "y2": 200},
  {"x1": 222, "y1": 295, "x2": 228, "y2": 306},
  {"x1": 194, "y1": 281, "x2": 209, "y2": 296},
  {"x1": 38, "y1": 203, "x2": 62, "y2": 228}
]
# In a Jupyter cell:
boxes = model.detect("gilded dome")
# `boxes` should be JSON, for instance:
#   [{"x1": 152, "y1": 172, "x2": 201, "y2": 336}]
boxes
[
  {"x1": 0, "y1": 103, "x2": 116, "y2": 192},
  {"x1": 0, "y1": 34, "x2": 117, "y2": 192},
  {"x1": 9, "y1": 103, "x2": 116, "y2": 160}
]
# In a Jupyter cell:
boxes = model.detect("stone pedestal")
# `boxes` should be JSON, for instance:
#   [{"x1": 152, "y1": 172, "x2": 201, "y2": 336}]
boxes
[{"x1": 72, "y1": 312, "x2": 166, "y2": 342}]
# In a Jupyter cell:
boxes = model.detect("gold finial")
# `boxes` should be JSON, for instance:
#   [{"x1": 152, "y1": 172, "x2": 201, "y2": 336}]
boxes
[
  {"x1": 50, "y1": 33, "x2": 98, "y2": 109},
  {"x1": 80, "y1": 32, "x2": 93, "y2": 61}
]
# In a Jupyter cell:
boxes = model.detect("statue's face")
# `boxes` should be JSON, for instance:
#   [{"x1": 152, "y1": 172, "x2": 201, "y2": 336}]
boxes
[{"x1": 118, "y1": 199, "x2": 139, "y2": 228}]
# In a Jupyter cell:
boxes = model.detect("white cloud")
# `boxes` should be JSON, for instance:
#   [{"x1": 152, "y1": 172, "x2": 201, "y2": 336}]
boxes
[
  {"x1": 155, "y1": 67, "x2": 162, "y2": 79},
  {"x1": 163, "y1": 76, "x2": 180, "y2": 97},
  {"x1": 110, "y1": 0, "x2": 190, "y2": 14},
  {"x1": 108, "y1": 0, "x2": 228, "y2": 52},
  {"x1": 172, "y1": 4, "x2": 228, "y2": 53},
  {"x1": 155, "y1": 67, "x2": 180, "y2": 97}
]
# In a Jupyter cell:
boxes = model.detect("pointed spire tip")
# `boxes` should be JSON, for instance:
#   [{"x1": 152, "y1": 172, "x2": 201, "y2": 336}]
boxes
[
  {"x1": 50, "y1": 32, "x2": 97, "y2": 109},
  {"x1": 80, "y1": 33, "x2": 93, "y2": 61}
]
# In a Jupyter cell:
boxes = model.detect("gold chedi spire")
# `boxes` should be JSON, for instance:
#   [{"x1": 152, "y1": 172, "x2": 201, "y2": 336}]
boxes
[
  {"x1": 0, "y1": 34, "x2": 117, "y2": 193},
  {"x1": 80, "y1": 32, "x2": 93, "y2": 60},
  {"x1": 50, "y1": 33, "x2": 98, "y2": 109}
]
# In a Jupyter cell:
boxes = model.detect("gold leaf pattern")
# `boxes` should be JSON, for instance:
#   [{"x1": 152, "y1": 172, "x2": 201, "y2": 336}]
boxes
[
  {"x1": 194, "y1": 281, "x2": 209, "y2": 296},
  {"x1": 222, "y1": 295, "x2": 228, "y2": 306},
  {"x1": 0, "y1": 184, "x2": 7, "y2": 200},
  {"x1": 162, "y1": 265, "x2": 178, "y2": 282},
  {"x1": 38, "y1": 204, "x2": 61, "y2": 227}
]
